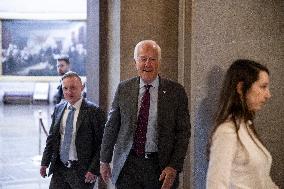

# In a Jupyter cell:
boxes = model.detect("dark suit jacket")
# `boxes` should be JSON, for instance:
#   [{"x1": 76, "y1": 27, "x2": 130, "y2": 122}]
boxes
[
  {"x1": 41, "y1": 98, "x2": 106, "y2": 176},
  {"x1": 100, "y1": 76, "x2": 191, "y2": 184},
  {"x1": 53, "y1": 84, "x2": 64, "y2": 104}
]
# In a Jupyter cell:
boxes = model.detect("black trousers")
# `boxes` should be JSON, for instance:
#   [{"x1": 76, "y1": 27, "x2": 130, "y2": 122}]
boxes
[
  {"x1": 116, "y1": 151, "x2": 179, "y2": 189},
  {"x1": 49, "y1": 161, "x2": 94, "y2": 189}
]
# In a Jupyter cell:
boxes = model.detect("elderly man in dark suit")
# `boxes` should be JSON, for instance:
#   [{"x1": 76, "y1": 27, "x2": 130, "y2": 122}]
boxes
[
  {"x1": 100, "y1": 40, "x2": 190, "y2": 189},
  {"x1": 40, "y1": 71, "x2": 106, "y2": 189}
]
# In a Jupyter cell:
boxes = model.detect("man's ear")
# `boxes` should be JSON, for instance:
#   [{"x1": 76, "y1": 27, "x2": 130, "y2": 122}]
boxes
[{"x1": 236, "y1": 82, "x2": 243, "y2": 96}]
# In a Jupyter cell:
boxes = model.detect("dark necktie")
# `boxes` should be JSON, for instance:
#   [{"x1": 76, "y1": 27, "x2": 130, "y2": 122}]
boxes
[
  {"x1": 60, "y1": 106, "x2": 76, "y2": 164},
  {"x1": 133, "y1": 85, "x2": 152, "y2": 156}
]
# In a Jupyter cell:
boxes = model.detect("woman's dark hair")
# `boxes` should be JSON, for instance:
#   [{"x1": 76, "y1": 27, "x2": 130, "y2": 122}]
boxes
[
  {"x1": 215, "y1": 59, "x2": 269, "y2": 126},
  {"x1": 208, "y1": 59, "x2": 269, "y2": 158}
]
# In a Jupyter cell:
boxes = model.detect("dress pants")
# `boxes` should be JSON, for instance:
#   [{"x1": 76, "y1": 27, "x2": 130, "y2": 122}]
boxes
[
  {"x1": 49, "y1": 160, "x2": 94, "y2": 189},
  {"x1": 116, "y1": 151, "x2": 179, "y2": 189}
]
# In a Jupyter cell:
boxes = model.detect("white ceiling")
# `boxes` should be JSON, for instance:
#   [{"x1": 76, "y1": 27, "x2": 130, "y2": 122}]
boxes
[{"x1": 0, "y1": 0, "x2": 86, "y2": 19}]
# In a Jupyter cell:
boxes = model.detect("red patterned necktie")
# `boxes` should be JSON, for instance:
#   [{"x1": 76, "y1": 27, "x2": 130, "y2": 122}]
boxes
[{"x1": 133, "y1": 85, "x2": 152, "y2": 156}]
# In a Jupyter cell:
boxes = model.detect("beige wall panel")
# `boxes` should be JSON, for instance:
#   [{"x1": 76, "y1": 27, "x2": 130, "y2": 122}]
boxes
[
  {"x1": 120, "y1": 0, "x2": 179, "y2": 81},
  {"x1": 191, "y1": 0, "x2": 283, "y2": 188}
]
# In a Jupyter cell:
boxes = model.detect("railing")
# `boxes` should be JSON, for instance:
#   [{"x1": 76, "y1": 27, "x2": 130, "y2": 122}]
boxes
[{"x1": 38, "y1": 110, "x2": 48, "y2": 155}]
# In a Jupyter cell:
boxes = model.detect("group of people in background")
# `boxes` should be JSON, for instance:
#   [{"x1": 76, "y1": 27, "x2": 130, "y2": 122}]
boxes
[
  {"x1": 2, "y1": 41, "x2": 86, "y2": 76},
  {"x1": 40, "y1": 40, "x2": 279, "y2": 189}
]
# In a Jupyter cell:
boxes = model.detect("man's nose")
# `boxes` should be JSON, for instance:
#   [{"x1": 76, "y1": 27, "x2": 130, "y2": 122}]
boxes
[
  {"x1": 145, "y1": 59, "x2": 151, "y2": 66},
  {"x1": 64, "y1": 89, "x2": 71, "y2": 94},
  {"x1": 266, "y1": 89, "x2": 272, "y2": 99}
]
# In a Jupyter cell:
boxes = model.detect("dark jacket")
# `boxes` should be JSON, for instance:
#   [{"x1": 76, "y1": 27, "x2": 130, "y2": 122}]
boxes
[
  {"x1": 41, "y1": 98, "x2": 106, "y2": 176},
  {"x1": 53, "y1": 84, "x2": 64, "y2": 104},
  {"x1": 100, "y1": 76, "x2": 191, "y2": 184}
]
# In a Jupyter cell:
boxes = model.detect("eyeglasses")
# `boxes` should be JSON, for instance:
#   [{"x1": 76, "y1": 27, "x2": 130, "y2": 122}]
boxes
[{"x1": 136, "y1": 56, "x2": 158, "y2": 63}]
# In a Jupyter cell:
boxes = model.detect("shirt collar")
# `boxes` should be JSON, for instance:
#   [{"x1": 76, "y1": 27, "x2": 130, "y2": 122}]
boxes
[
  {"x1": 139, "y1": 76, "x2": 159, "y2": 89},
  {"x1": 68, "y1": 98, "x2": 83, "y2": 110}
]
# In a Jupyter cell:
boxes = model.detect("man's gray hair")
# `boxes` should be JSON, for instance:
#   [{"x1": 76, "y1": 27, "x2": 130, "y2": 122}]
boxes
[
  {"x1": 62, "y1": 71, "x2": 82, "y2": 84},
  {"x1": 133, "y1": 40, "x2": 161, "y2": 61}
]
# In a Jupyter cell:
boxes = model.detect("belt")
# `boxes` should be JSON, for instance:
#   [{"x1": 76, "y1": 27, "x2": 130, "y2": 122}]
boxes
[
  {"x1": 61, "y1": 160, "x2": 79, "y2": 168},
  {"x1": 130, "y1": 149, "x2": 158, "y2": 159}
]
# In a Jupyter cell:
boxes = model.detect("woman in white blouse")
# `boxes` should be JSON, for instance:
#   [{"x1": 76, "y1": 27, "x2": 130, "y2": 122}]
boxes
[{"x1": 206, "y1": 59, "x2": 279, "y2": 189}]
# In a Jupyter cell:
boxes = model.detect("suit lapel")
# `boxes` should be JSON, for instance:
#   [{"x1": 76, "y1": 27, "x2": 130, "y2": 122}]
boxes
[
  {"x1": 75, "y1": 99, "x2": 86, "y2": 132},
  {"x1": 54, "y1": 102, "x2": 67, "y2": 132},
  {"x1": 157, "y1": 77, "x2": 169, "y2": 130},
  {"x1": 128, "y1": 77, "x2": 140, "y2": 130}
]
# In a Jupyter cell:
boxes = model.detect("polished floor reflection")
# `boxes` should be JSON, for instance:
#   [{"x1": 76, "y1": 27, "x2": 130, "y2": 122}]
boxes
[{"x1": 0, "y1": 104, "x2": 53, "y2": 189}]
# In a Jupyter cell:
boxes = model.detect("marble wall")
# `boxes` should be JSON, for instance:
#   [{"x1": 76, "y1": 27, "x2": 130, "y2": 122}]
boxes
[{"x1": 190, "y1": 0, "x2": 284, "y2": 188}]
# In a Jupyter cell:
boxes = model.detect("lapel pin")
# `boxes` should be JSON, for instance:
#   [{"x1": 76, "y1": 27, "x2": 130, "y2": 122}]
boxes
[{"x1": 163, "y1": 90, "x2": 166, "y2": 94}]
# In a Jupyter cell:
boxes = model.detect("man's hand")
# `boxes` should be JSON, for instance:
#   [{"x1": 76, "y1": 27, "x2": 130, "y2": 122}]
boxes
[
  {"x1": 40, "y1": 166, "x2": 48, "y2": 178},
  {"x1": 100, "y1": 162, "x2": 112, "y2": 183},
  {"x1": 85, "y1": 171, "x2": 97, "y2": 183},
  {"x1": 159, "y1": 166, "x2": 177, "y2": 189}
]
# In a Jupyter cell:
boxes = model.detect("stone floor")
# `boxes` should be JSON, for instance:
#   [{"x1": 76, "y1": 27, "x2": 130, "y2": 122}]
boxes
[
  {"x1": 0, "y1": 104, "x2": 54, "y2": 189},
  {"x1": 0, "y1": 104, "x2": 106, "y2": 189}
]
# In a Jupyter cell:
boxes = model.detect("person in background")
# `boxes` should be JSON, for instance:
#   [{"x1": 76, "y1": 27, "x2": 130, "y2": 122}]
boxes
[
  {"x1": 100, "y1": 40, "x2": 190, "y2": 189},
  {"x1": 40, "y1": 71, "x2": 106, "y2": 189},
  {"x1": 53, "y1": 56, "x2": 71, "y2": 104},
  {"x1": 206, "y1": 59, "x2": 279, "y2": 189}
]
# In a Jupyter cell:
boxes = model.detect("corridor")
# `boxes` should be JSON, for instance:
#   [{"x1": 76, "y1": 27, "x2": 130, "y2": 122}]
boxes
[{"x1": 0, "y1": 104, "x2": 53, "y2": 189}]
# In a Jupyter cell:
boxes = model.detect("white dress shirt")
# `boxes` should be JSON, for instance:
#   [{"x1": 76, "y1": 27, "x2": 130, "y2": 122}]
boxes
[
  {"x1": 60, "y1": 98, "x2": 83, "y2": 161},
  {"x1": 138, "y1": 77, "x2": 159, "y2": 152}
]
